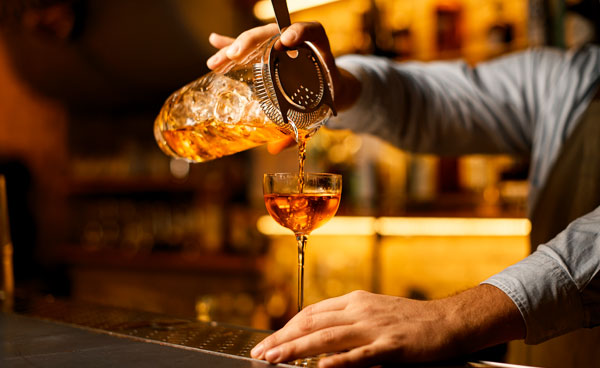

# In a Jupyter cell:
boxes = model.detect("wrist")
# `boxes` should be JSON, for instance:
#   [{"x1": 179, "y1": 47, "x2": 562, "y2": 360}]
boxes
[
  {"x1": 443, "y1": 284, "x2": 526, "y2": 355},
  {"x1": 334, "y1": 67, "x2": 361, "y2": 111}
]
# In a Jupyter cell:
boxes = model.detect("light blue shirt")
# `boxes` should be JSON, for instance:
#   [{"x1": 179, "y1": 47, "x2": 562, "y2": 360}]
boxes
[{"x1": 329, "y1": 45, "x2": 600, "y2": 344}]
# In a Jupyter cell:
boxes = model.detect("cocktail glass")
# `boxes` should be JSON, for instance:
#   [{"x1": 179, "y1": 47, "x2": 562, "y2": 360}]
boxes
[{"x1": 263, "y1": 173, "x2": 341, "y2": 311}]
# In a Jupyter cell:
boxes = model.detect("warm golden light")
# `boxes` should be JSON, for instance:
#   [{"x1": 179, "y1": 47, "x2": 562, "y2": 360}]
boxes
[
  {"x1": 257, "y1": 215, "x2": 376, "y2": 236},
  {"x1": 257, "y1": 216, "x2": 531, "y2": 237},
  {"x1": 376, "y1": 217, "x2": 531, "y2": 237},
  {"x1": 253, "y1": 0, "x2": 341, "y2": 20}
]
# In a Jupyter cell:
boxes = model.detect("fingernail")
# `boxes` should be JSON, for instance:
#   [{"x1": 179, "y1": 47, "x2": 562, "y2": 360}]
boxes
[
  {"x1": 250, "y1": 344, "x2": 264, "y2": 358},
  {"x1": 265, "y1": 348, "x2": 281, "y2": 363},
  {"x1": 226, "y1": 44, "x2": 240, "y2": 58},
  {"x1": 319, "y1": 358, "x2": 332, "y2": 368},
  {"x1": 281, "y1": 29, "x2": 297, "y2": 44},
  {"x1": 207, "y1": 54, "x2": 220, "y2": 66}
]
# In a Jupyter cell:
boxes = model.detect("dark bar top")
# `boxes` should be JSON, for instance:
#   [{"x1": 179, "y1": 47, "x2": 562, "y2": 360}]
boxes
[
  {"x1": 1, "y1": 313, "x2": 271, "y2": 368},
  {"x1": 0, "y1": 297, "x2": 515, "y2": 368}
]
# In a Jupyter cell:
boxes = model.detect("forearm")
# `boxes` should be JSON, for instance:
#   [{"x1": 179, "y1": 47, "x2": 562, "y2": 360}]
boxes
[
  {"x1": 329, "y1": 53, "x2": 539, "y2": 155},
  {"x1": 334, "y1": 67, "x2": 361, "y2": 112},
  {"x1": 442, "y1": 284, "x2": 526, "y2": 355},
  {"x1": 483, "y1": 205, "x2": 600, "y2": 344}
]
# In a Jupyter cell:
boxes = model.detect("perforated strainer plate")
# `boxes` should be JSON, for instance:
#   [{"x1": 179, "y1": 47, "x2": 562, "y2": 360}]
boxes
[
  {"x1": 253, "y1": 38, "x2": 336, "y2": 139},
  {"x1": 273, "y1": 48, "x2": 324, "y2": 110}
]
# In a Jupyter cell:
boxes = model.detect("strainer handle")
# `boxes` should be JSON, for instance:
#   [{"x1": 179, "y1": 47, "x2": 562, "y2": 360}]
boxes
[{"x1": 271, "y1": 0, "x2": 291, "y2": 33}]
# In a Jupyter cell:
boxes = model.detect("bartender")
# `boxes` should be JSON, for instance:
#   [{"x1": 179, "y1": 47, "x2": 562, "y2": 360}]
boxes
[{"x1": 207, "y1": 14, "x2": 600, "y2": 368}]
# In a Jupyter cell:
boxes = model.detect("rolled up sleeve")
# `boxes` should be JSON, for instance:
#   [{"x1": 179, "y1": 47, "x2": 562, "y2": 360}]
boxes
[
  {"x1": 483, "y1": 205, "x2": 600, "y2": 344},
  {"x1": 329, "y1": 53, "x2": 538, "y2": 156}
]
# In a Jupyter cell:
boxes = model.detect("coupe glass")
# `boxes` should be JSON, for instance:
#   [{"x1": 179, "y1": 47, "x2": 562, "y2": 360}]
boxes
[{"x1": 263, "y1": 173, "x2": 341, "y2": 311}]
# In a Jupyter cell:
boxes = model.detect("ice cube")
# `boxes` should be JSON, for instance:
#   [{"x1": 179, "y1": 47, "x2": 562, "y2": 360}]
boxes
[
  {"x1": 243, "y1": 100, "x2": 266, "y2": 124},
  {"x1": 209, "y1": 74, "x2": 231, "y2": 94},
  {"x1": 231, "y1": 80, "x2": 252, "y2": 101},
  {"x1": 274, "y1": 197, "x2": 290, "y2": 210},
  {"x1": 292, "y1": 197, "x2": 308, "y2": 210},
  {"x1": 169, "y1": 102, "x2": 194, "y2": 126},
  {"x1": 186, "y1": 90, "x2": 213, "y2": 122},
  {"x1": 214, "y1": 91, "x2": 247, "y2": 124},
  {"x1": 211, "y1": 74, "x2": 252, "y2": 98}
]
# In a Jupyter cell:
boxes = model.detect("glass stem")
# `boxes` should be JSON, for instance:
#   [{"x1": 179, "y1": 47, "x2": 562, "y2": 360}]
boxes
[{"x1": 296, "y1": 234, "x2": 308, "y2": 312}]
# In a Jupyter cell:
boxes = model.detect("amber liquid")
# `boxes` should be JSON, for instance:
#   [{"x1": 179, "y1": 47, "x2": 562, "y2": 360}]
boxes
[
  {"x1": 264, "y1": 193, "x2": 341, "y2": 235},
  {"x1": 297, "y1": 139, "x2": 307, "y2": 192},
  {"x1": 161, "y1": 118, "x2": 288, "y2": 162},
  {"x1": 265, "y1": 191, "x2": 340, "y2": 310}
]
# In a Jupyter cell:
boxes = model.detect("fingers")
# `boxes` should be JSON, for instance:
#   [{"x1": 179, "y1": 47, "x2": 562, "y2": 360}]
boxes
[
  {"x1": 207, "y1": 21, "x2": 336, "y2": 76},
  {"x1": 208, "y1": 32, "x2": 234, "y2": 48},
  {"x1": 225, "y1": 23, "x2": 279, "y2": 60},
  {"x1": 254, "y1": 311, "x2": 350, "y2": 359},
  {"x1": 251, "y1": 296, "x2": 351, "y2": 359},
  {"x1": 280, "y1": 22, "x2": 331, "y2": 51},
  {"x1": 207, "y1": 23, "x2": 279, "y2": 70},
  {"x1": 206, "y1": 47, "x2": 231, "y2": 70},
  {"x1": 280, "y1": 22, "x2": 335, "y2": 67},
  {"x1": 318, "y1": 343, "x2": 383, "y2": 368},
  {"x1": 250, "y1": 292, "x2": 392, "y2": 366},
  {"x1": 206, "y1": 33, "x2": 234, "y2": 71},
  {"x1": 264, "y1": 326, "x2": 364, "y2": 364}
]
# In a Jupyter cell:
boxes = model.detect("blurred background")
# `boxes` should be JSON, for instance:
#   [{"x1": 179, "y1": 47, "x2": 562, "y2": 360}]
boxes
[{"x1": 0, "y1": 0, "x2": 597, "y2": 345}]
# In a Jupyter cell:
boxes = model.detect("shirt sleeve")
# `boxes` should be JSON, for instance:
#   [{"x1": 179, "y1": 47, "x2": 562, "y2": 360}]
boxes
[
  {"x1": 328, "y1": 48, "x2": 586, "y2": 156},
  {"x1": 483, "y1": 205, "x2": 600, "y2": 344}
]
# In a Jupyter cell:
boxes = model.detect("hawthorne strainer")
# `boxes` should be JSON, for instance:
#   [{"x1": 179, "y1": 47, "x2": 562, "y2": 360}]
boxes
[{"x1": 253, "y1": 0, "x2": 337, "y2": 140}]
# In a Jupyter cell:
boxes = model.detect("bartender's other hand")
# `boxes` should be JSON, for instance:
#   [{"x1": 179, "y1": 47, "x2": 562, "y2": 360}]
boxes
[
  {"x1": 250, "y1": 286, "x2": 525, "y2": 367},
  {"x1": 250, "y1": 290, "x2": 456, "y2": 367}
]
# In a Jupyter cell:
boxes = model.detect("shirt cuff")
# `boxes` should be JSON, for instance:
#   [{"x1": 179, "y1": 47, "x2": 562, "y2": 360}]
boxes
[{"x1": 482, "y1": 246, "x2": 585, "y2": 344}]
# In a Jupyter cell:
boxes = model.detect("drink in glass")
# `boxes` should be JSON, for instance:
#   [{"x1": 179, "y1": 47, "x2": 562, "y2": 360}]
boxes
[{"x1": 263, "y1": 173, "x2": 341, "y2": 311}]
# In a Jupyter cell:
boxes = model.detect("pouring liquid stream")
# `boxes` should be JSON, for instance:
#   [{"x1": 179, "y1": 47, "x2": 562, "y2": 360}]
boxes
[
  {"x1": 297, "y1": 137, "x2": 307, "y2": 311},
  {"x1": 298, "y1": 139, "x2": 307, "y2": 193}
]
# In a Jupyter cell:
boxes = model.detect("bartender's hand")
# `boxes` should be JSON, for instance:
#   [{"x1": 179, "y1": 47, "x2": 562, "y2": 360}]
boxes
[
  {"x1": 250, "y1": 285, "x2": 525, "y2": 368},
  {"x1": 207, "y1": 22, "x2": 361, "y2": 154}
]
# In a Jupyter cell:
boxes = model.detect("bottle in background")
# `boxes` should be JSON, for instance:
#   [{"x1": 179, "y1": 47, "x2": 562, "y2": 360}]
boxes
[{"x1": 0, "y1": 175, "x2": 14, "y2": 312}]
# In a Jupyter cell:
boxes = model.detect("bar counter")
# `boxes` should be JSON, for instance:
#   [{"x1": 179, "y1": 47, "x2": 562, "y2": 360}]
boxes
[
  {"x1": 0, "y1": 297, "x2": 513, "y2": 368},
  {"x1": 1, "y1": 313, "x2": 269, "y2": 367}
]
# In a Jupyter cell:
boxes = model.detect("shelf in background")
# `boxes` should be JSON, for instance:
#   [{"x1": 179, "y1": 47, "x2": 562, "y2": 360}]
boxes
[
  {"x1": 53, "y1": 245, "x2": 265, "y2": 274},
  {"x1": 67, "y1": 178, "x2": 200, "y2": 196}
]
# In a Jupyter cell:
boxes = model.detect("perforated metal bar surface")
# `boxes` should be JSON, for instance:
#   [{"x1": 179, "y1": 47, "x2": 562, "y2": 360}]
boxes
[{"x1": 14, "y1": 297, "x2": 321, "y2": 367}]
